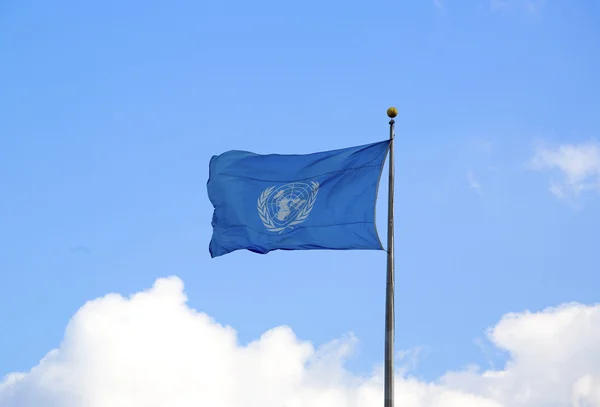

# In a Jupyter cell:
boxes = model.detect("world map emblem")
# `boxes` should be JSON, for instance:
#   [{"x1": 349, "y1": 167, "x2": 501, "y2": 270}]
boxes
[{"x1": 257, "y1": 181, "x2": 319, "y2": 233}]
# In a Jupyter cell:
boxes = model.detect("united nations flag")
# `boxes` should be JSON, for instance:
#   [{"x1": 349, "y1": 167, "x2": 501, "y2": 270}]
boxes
[{"x1": 207, "y1": 140, "x2": 390, "y2": 258}]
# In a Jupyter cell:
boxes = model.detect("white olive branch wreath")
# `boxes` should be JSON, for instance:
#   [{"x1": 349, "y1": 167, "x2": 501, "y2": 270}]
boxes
[{"x1": 257, "y1": 181, "x2": 319, "y2": 233}]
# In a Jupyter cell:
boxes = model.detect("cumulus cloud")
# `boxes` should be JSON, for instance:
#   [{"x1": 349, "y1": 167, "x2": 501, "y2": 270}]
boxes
[
  {"x1": 2, "y1": 277, "x2": 600, "y2": 407},
  {"x1": 530, "y1": 142, "x2": 600, "y2": 201}
]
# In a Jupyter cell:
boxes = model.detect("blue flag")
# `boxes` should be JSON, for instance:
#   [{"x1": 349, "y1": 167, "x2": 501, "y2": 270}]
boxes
[{"x1": 207, "y1": 140, "x2": 390, "y2": 258}]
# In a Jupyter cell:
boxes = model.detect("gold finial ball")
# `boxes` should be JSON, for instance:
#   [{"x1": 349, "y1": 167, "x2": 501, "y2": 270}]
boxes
[{"x1": 387, "y1": 107, "x2": 398, "y2": 118}]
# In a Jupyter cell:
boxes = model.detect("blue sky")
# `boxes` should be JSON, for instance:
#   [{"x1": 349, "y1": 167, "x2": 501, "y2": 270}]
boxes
[{"x1": 2, "y1": 1, "x2": 600, "y2": 405}]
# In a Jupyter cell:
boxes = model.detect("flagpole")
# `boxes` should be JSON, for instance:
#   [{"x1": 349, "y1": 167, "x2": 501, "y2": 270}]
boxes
[{"x1": 384, "y1": 107, "x2": 397, "y2": 407}]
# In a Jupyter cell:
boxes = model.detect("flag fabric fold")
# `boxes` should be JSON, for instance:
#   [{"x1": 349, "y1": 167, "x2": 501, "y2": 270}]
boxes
[{"x1": 207, "y1": 140, "x2": 390, "y2": 258}]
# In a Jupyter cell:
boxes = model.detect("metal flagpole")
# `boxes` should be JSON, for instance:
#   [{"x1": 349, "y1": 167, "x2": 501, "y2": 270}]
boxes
[{"x1": 384, "y1": 107, "x2": 397, "y2": 407}]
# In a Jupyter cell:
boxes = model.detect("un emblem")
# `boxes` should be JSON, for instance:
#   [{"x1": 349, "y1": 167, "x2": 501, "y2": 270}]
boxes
[{"x1": 257, "y1": 181, "x2": 319, "y2": 233}]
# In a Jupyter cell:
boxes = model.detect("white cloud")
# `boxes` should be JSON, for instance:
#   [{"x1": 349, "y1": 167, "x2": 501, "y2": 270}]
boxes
[
  {"x1": 525, "y1": 0, "x2": 546, "y2": 13},
  {"x1": 2, "y1": 277, "x2": 600, "y2": 407},
  {"x1": 490, "y1": 0, "x2": 510, "y2": 11},
  {"x1": 467, "y1": 171, "x2": 483, "y2": 194},
  {"x1": 476, "y1": 140, "x2": 493, "y2": 155},
  {"x1": 490, "y1": 0, "x2": 545, "y2": 12},
  {"x1": 434, "y1": 0, "x2": 443, "y2": 9},
  {"x1": 530, "y1": 142, "x2": 600, "y2": 201}
]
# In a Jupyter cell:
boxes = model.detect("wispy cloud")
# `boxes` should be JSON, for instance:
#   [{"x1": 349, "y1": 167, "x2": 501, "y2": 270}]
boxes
[
  {"x1": 476, "y1": 140, "x2": 493, "y2": 155},
  {"x1": 530, "y1": 141, "x2": 600, "y2": 202},
  {"x1": 434, "y1": 0, "x2": 444, "y2": 8},
  {"x1": 467, "y1": 171, "x2": 483, "y2": 194},
  {"x1": 70, "y1": 245, "x2": 91, "y2": 254},
  {"x1": 490, "y1": 0, "x2": 545, "y2": 12},
  {"x1": 525, "y1": 0, "x2": 546, "y2": 13},
  {"x1": 490, "y1": 0, "x2": 509, "y2": 11},
  {"x1": 468, "y1": 138, "x2": 493, "y2": 156}
]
